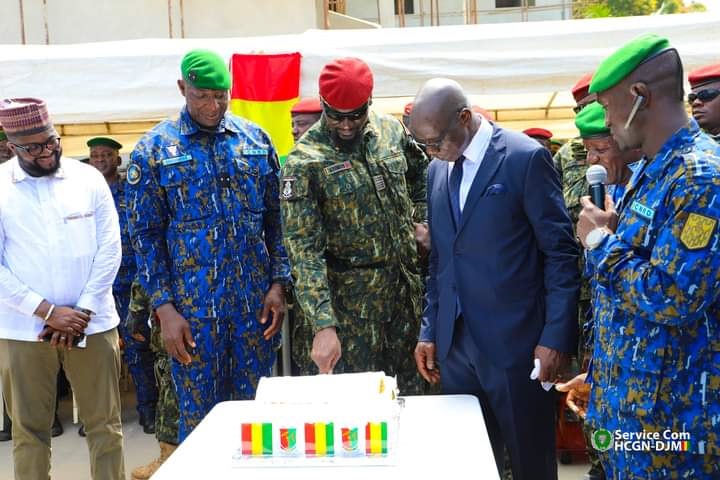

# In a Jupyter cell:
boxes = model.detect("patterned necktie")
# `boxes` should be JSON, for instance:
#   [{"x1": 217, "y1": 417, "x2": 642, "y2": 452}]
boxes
[{"x1": 448, "y1": 155, "x2": 465, "y2": 228}]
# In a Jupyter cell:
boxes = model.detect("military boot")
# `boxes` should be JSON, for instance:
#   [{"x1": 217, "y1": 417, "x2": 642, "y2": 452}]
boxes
[
  {"x1": 0, "y1": 405, "x2": 11, "y2": 442},
  {"x1": 131, "y1": 441, "x2": 177, "y2": 479}
]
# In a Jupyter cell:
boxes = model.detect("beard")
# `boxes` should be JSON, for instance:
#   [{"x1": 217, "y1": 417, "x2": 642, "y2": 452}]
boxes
[
  {"x1": 330, "y1": 130, "x2": 362, "y2": 153},
  {"x1": 18, "y1": 149, "x2": 62, "y2": 177}
]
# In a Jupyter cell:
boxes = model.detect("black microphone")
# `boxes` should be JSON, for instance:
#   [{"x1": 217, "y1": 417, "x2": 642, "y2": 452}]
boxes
[{"x1": 586, "y1": 165, "x2": 607, "y2": 211}]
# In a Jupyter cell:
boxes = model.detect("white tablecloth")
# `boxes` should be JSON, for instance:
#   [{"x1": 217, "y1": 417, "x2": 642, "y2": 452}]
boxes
[{"x1": 153, "y1": 394, "x2": 499, "y2": 479}]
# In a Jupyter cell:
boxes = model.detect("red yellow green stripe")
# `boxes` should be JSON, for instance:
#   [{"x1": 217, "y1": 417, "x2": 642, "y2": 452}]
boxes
[
  {"x1": 241, "y1": 422, "x2": 272, "y2": 456},
  {"x1": 230, "y1": 53, "x2": 301, "y2": 165},
  {"x1": 365, "y1": 421, "x2": 388, "y2": 455},
  {"x1": 304, "y1": 422, "x2": 335, "y2": 456}
]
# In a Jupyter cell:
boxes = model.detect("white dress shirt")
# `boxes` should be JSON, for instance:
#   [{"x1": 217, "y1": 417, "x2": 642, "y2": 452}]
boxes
[
  {"x1": 0, "y1": 157, "x2": 121, "y2": 341},
  {"x1": 448, "y1": 117, "x2": 493, "y2": 212}
]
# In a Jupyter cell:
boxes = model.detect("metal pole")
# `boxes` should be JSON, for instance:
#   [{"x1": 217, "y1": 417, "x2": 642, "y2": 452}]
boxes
[
  {"x1": 179, "y1": 0, "x2": 186, "y2": 38},
  {"x1": 41, "y1": 0, "x2": 50, "y2": 44},
  {"x1": 17, "y1": 0, "x2": 26, "y2": 44},
  {"x1": 324, "y1": 0, "x2": 330, "y2": 29},
  {"x1": 167, "y1": 0, "x2": 173, "y2": 38},
  {"x1": 280, "y1": 309, "x2": 292, "y2": 376}
]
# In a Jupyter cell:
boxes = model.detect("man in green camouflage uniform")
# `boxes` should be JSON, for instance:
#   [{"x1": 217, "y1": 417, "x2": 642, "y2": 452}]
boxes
[
  {"x1": 280, "y1": 58, "x2": 428, "y2": 394},
  {"x1": 127, "y1": 281, "x2": 179, "y2": 480},
  {"x1": 553, "y1": 72, "x2": 605, "y2": 480}
]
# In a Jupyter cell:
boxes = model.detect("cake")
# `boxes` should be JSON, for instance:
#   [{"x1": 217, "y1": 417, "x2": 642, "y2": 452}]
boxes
[{"x1": 236, "y1": 372, "x2": 401, "y2": 463}]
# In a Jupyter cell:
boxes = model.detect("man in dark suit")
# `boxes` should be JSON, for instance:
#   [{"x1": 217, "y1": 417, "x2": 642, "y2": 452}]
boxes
[{"x1": 410, "y1": 79, "x2": 579, "y2": 480}]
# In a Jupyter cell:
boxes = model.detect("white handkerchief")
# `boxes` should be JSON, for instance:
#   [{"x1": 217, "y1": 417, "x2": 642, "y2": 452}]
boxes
[{"x1": 530, "y1": 358, "x2": 554, "y2": 391}]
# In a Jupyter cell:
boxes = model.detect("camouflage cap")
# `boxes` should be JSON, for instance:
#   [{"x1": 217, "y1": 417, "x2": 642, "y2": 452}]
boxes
[
  {"x1": 0, "y1": 126, "x2": 6, "y2": 142},
  {"x1": 589, "y1": 34, "x2": 671, "y2": 94},
  {"x1": 181, "y1": 49, "x2": 231, "y2": 90},
  {"x1": 575, "y1": 102, "x2": 610, "y2": 139}
]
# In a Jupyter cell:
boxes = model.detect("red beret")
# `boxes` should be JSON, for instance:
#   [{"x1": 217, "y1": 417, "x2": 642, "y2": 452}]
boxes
[
  {"x1": 688, "y1": 63, "x2": 720, "y2": 88},
  {"x1": 318, "y1": 57, "x2": 374, "y2": 110},
  {"x1": 291, "y1": 98, "x2": 322, "y2": 114},
  {"x1": 523, "y1": 128, "x2": 553, "y2": 139},
  {"x1": 403, "y1": 102, "x2": 413, "y2": 116},
  {"x1": 471, "y1": 105, "x2": 492, "y2": 121},
  {"x1": 571, "y1": 72, "x2": 594, "y2": 103}
]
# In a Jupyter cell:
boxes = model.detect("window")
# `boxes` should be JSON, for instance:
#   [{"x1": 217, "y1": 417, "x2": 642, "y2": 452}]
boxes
[
  {"x1": 394, "y1": 0, "x2": 415, "y2": 14},
  {"x1": 328, "y1": 0, "x2": 346, "y2": 14},
  {"x1": 496, "y1": 0, "x2": 535, "y2": 7}
]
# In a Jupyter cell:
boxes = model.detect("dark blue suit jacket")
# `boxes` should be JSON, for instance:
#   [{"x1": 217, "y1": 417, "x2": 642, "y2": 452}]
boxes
[{"x1": 420, "y1": 124, "x2": 579, "y2": 368}]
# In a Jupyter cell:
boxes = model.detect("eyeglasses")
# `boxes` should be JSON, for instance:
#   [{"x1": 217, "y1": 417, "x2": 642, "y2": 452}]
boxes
[
  {"x1": 688, "y1": 88, "x2": 720, "y2": 104},
  {"x1": 413, "y1": 108, "x2": 465, "y2": 151},
  {"x1": 573, "y1": 104, "x2": 587, "y2": 114},
  {"x1": 11, "y1": 136, "x2": 61, "y2": 156},
  {"x1": 322, "y1": 101, "x2": 369, "y2": 121}
]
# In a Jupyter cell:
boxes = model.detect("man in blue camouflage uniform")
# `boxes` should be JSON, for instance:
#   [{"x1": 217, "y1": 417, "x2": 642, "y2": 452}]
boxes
[
  {"x1": 574, "y1": 35, "x2": 720, "y2": 478},
  {"x1": 87, "y1": 136, "x2": 158, "y2": 434},
  {"x1": 126, "y1": 50, "x2": 291, "y2": 441}
]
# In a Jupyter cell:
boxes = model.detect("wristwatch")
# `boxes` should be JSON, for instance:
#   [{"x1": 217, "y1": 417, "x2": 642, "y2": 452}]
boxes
[{"x1": 585, "y1": 227, "x2": 609, "y2": 250}]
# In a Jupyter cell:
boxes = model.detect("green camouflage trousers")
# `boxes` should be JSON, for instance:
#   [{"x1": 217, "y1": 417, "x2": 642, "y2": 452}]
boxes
[
  {"x1": 150, "y1": 322, "x2": 179, "y2": 445},
  {"x1": 292, "y1": 266, "x2": 428, "y2": 395}
]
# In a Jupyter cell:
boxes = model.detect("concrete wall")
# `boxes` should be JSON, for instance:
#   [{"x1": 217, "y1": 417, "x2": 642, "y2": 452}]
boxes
[
  {"x1": 344, "y1": 0, "x2": 568, "y2": 27},
  {"x1": 1, "y1": 0, "x2": 321, "y2": 45},
  {"x1": 328, "y1": 11, "x2": 381, "y2": 29}
]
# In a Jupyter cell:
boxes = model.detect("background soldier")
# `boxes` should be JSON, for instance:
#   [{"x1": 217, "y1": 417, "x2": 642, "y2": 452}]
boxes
[
  {"x1": 290, "y1": 98, "x2": 322, "y2": 143},
  {"x1": 688, "y1": 63, "x2": 720, "y2": 143},
  {"x1": 87, "y1": 136, "x2": 158, "y2": 435},
  {"x1": 552, "y1": 73, "x2": 606, "y2": 480},
  {"x1": 523, "y1": 127, "x2": 553, "y2": 151},
  {"x1": 127, "y1": 282, "x2": 179, "y2": 480}
]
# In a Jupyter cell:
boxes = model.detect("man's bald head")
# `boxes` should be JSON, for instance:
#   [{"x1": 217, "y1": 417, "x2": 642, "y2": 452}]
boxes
[
  {"x1": 412, "y1": 78, "x2": 469, "y2": 123},
  {"x1": 409, "y1": 79, "x2": 479, "y2": 162}
]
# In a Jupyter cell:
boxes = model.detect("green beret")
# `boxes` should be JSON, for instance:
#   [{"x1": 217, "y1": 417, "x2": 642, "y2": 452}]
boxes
[
  {"x1": 87, "y1": 136, "x2": 123, "y2": 150},
  {"x1": 589, "y1": 34, "x2": 671, "y2": 94},
  {"x1": 0, "y1": 127, "x2": 6, "y2": 142},
  {"x1": 575, "y1": 102, "x2": 610, "y2": 139},
  {"x1": 181, "y1": 49, "x2": 231, "y2": 90}
]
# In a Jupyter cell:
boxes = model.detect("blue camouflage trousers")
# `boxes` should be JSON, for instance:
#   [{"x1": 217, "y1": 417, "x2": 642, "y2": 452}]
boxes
[
  {"x1": 115, "y1": 290, "x2": 158, "y2": 417},
  {"x1": 170, "y1": 311, "x2": 277, "y2": 441}
]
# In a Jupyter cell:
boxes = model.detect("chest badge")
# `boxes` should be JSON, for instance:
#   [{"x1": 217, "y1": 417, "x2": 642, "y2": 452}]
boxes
[
  {"x1": 324, "y1": 161, "x2": 352, "y2": 175},
  {"x1": 281, "y1": 177, "x2": 296, "y2": 200},
  {"x1": 373, "y1": 174, "x2": 386, "y2": 191},
  {"x1": 680, "y1": 213, "x2": 717, "y2": 250},
  {"x1": 126, "y1": 163, "x2": 142, "y2": 185},
  {"x1": 630, "y1": 201, "x2": 654, "y2": 221}
]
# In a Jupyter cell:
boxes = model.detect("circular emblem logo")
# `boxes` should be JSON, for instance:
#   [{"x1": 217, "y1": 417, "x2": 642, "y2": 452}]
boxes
[
  {"x1": 126, "y1": 163, "x2": 142, "y2": 185},
  {"x1": 591, "y1": 429, "x2": 613, "y2": 452}
]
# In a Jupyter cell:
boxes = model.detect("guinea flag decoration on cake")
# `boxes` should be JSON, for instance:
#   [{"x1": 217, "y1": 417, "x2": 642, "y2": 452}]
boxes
[
  {"x1": 279, "y1": 427, "x2": 297, "y2": 452},
  {"x1": 230, "y1": 53, "x2": 301, "y2": 166},
  {"x1": 241, "y1": 422, "x2": 273, "y2": 456},
  {"x1": 365, "y1": 421, "x2": 388, "y2": 455},
  {"x1": 341, "y1": 427, "x2": 359, "y2": 452},
  {"x1": 304, "y1": 422, "x2": 335, "y2": 456}
]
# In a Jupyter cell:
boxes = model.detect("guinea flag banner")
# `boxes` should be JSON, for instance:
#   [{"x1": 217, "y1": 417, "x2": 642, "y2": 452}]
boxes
[{"x1": 230, "y1": 52, "x2": 301, "y2": 166}]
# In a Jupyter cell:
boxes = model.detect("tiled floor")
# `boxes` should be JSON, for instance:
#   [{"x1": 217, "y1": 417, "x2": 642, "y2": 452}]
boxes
[{"x1": 0, "y1": 390, "x2": 591, "y2": 480}]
